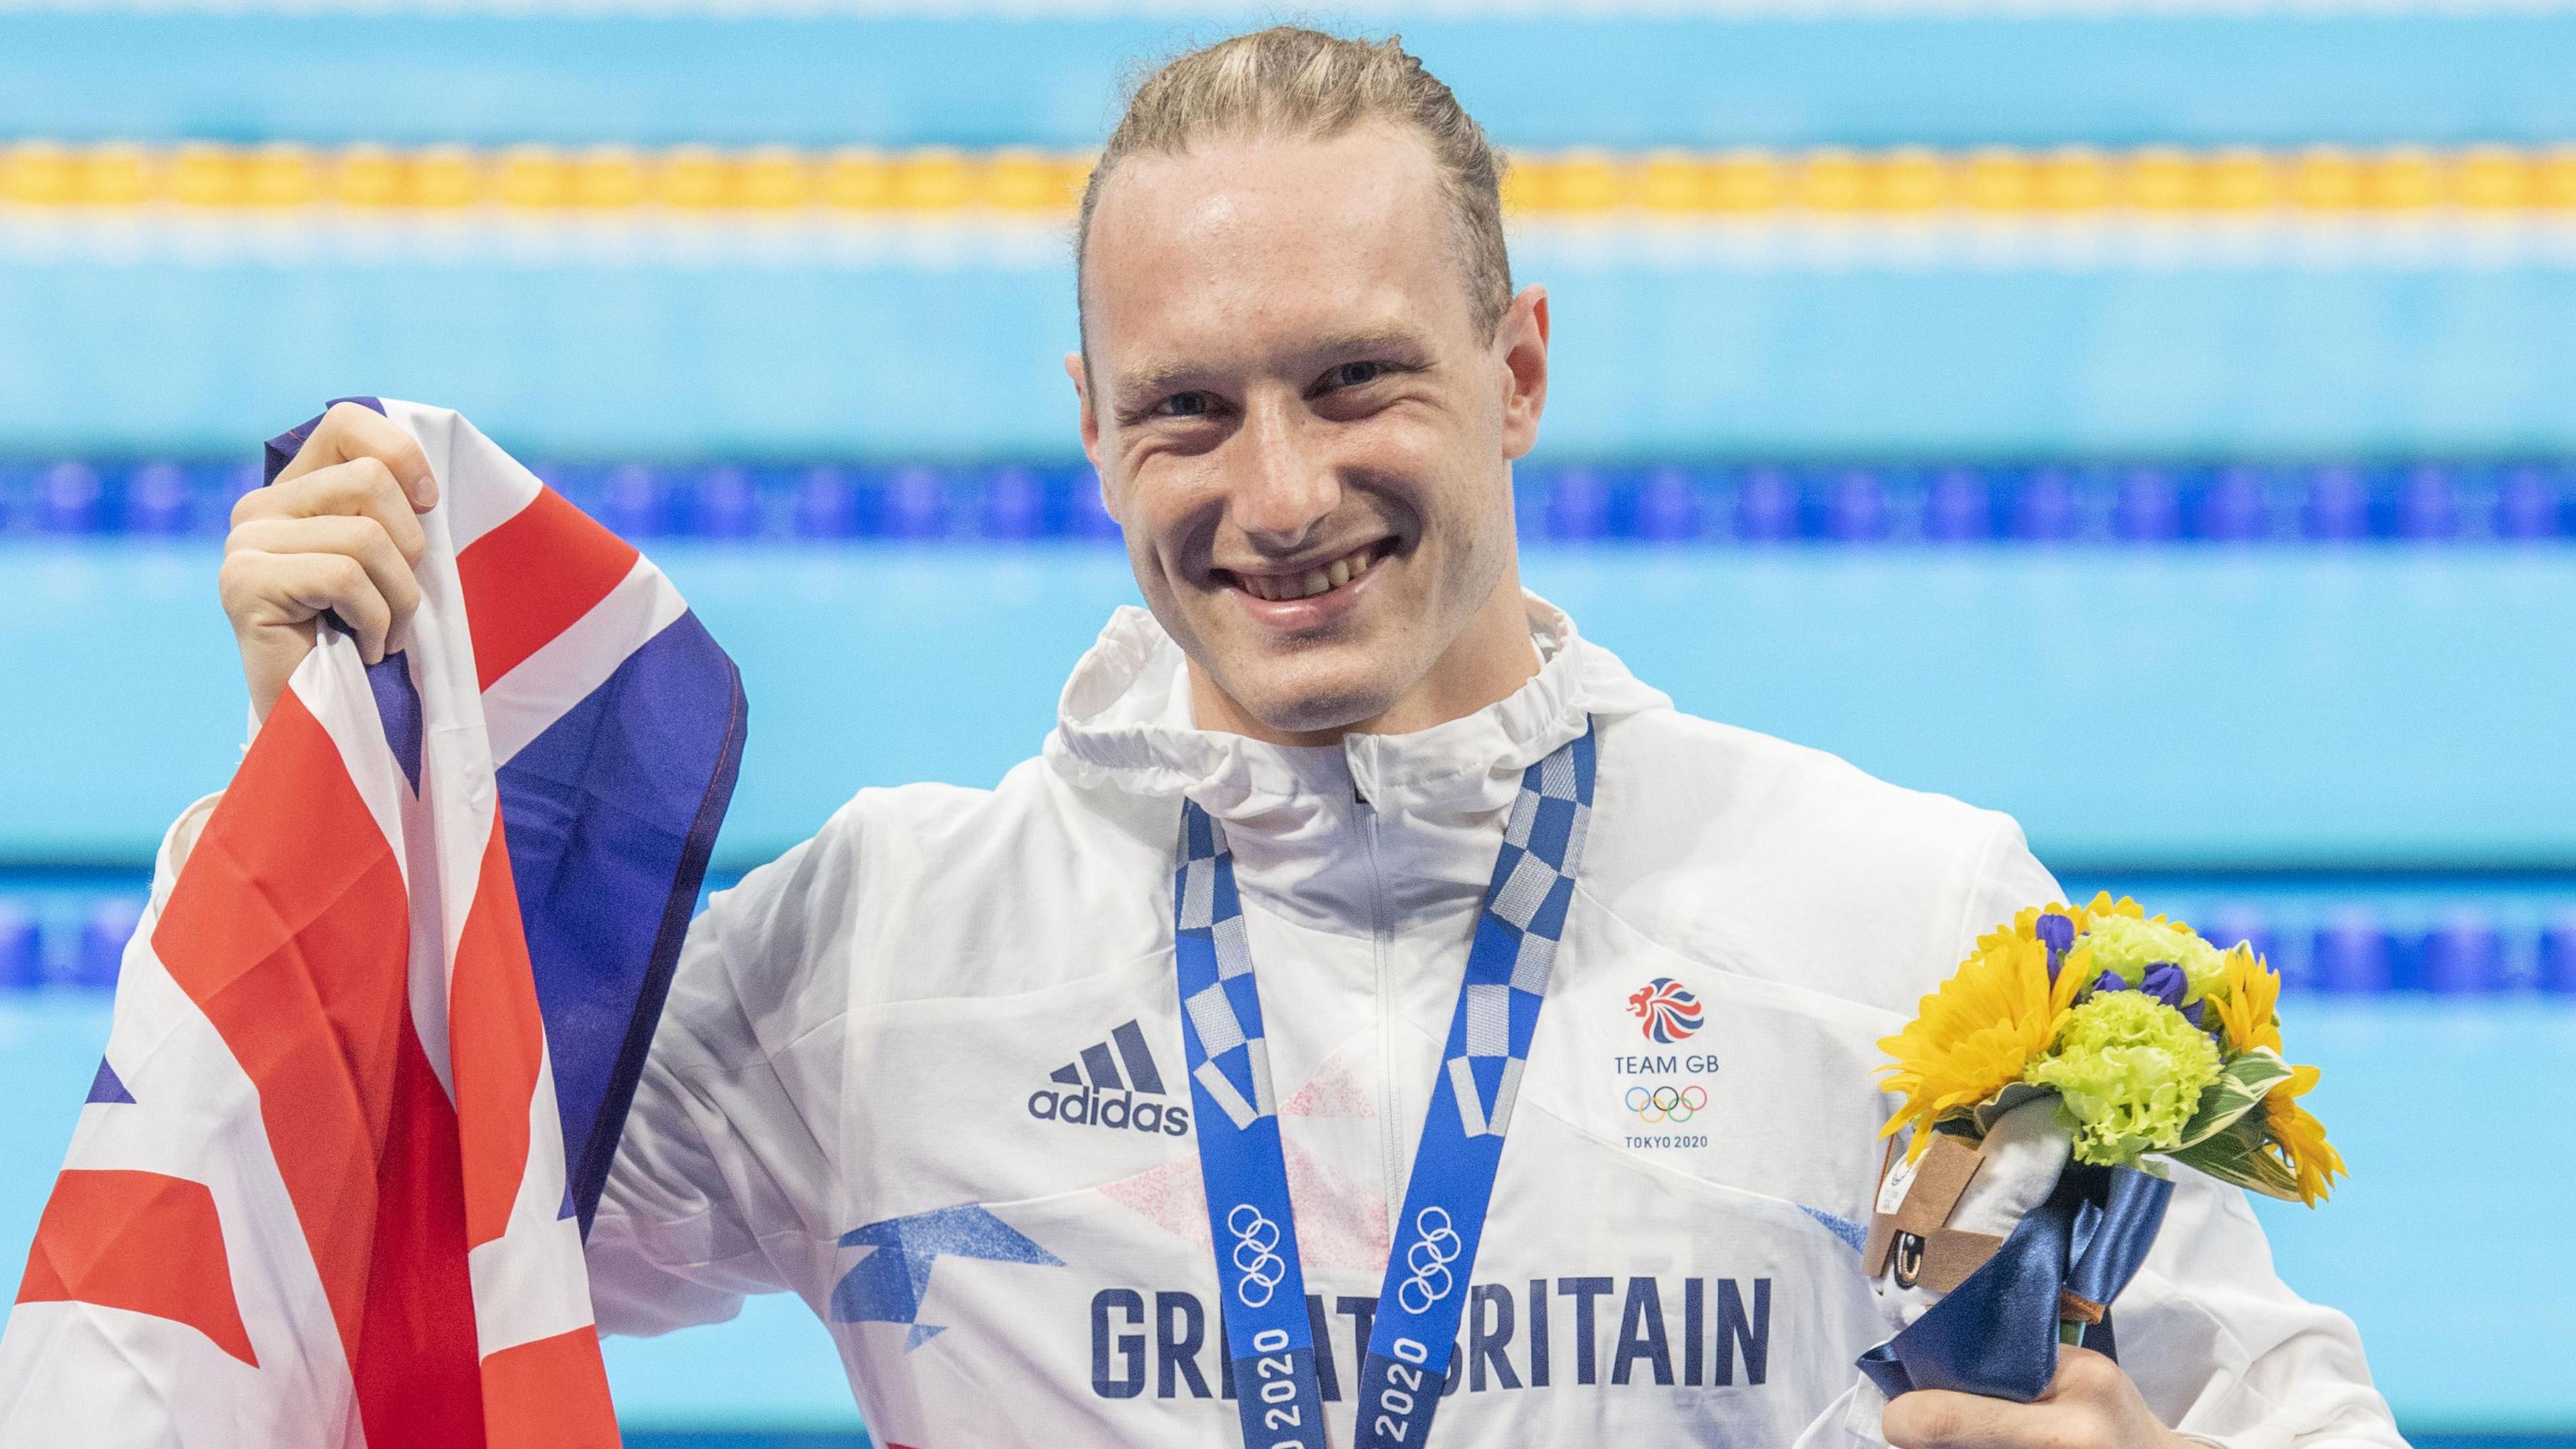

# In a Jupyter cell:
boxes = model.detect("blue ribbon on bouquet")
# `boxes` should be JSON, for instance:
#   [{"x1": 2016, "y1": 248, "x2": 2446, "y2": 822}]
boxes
[{"x1": 1858, "y1": 1161, "x2": 2176, "y2": 1403}]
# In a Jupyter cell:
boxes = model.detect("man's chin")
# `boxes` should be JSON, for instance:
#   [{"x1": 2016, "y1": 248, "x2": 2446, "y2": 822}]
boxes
[{"x1": 1210, "y1": 651, "x2": 1410, "y2": 740}]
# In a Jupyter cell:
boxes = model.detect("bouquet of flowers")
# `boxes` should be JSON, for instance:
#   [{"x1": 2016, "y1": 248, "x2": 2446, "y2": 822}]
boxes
[{"x1": 1854, "y1": 895, "x2": 2343, "y2": 1404}]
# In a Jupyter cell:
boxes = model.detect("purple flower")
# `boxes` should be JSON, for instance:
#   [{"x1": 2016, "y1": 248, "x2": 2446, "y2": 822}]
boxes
[
  {"x1": 2083, "y1": 959, "x2": 2209, "y2": 1026},
  {"x1": 2137, "y1": 962, "x2": 2189, "y2": 1010},
  {"x1": 2037, "y1": 912, "x2": 2076, "y2": 980}
]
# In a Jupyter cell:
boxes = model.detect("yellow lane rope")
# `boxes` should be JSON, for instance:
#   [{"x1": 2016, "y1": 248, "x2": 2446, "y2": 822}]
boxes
[{"x1": 4, "y1": 140, "x2": 2575, "y2": 215}]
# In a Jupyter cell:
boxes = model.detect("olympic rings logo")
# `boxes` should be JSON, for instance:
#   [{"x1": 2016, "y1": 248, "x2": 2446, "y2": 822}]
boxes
[
  {"x1": 1227, "y1": 1203, "x2": 1288, "y2": 1308},
  {"x1": 1625, "y1": 1084, "x2": 1709, "y2": 1123},
  {"x1": 1396, "y1": 1206, "x2": 1464, "y2": 1315}
]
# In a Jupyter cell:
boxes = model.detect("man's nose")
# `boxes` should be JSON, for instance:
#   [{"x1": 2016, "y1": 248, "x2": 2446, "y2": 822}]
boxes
[{"x1": 1229, "y1": 392, "x2": 1340, "y2": 546}]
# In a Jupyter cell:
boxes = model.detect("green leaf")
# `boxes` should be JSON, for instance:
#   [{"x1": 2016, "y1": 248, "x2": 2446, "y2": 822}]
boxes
[
  {"x1": 2167, "y1": 1116, "x2": 2302, "y2": 1201},
  {"x1": 2173, "y1": 1049, "x2": 2296, "y2": 1152}
]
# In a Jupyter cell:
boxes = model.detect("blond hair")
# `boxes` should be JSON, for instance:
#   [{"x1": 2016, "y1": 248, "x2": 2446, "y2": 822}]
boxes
[{"x1": 1077, "y1": 26, "x2": 1513, "y2": 340}]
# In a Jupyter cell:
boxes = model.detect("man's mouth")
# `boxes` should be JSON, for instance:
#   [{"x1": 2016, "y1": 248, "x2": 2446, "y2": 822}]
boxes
[{"x1": 1218, "y1": 541, "x2": 1391, "y2": 602}]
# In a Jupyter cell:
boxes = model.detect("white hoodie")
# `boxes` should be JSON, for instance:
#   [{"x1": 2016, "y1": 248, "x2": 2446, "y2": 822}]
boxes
[{"x1": 578, "y1": 596, "x2": 2402, "y2": 1449}]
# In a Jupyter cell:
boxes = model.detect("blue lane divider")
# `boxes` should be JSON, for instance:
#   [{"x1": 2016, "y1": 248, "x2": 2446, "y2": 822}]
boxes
[
  {"x1": 5, "y1": 459, "x2": 2572, "y2": 545},
  {"x1": 5, "y1": 893, "x2": 2573, "y2": 996},
  {"x1": 2195, "y1": 908, "x2": 2576, "y2": 996},
  {"x1": 0, "y1": 896, "x2": 142, "y2": 992}
]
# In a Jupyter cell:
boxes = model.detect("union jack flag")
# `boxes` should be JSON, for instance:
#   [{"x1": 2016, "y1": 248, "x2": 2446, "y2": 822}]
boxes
[{"x1": 0, "y1": 401, "x2": 746, "y2": 1447}]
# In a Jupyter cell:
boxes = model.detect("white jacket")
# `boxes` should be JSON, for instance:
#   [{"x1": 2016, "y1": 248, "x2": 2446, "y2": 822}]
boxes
[{"x1": 578, "y1": 595, "x2": 2401, "y2": 1448}]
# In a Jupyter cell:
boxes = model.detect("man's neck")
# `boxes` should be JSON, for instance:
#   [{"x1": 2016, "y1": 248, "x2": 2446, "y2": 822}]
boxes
[{"x1": 1188, "y1": 572, "x2": 1542, "y2": 748}]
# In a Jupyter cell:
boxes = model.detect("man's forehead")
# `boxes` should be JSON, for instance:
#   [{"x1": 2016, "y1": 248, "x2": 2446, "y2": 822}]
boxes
[{"x1": 1081, "y1": 125, "x2": 1474, "y2": 372}]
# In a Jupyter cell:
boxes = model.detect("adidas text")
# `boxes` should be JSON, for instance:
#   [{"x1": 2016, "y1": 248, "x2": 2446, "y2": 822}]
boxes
[{"x1": 1028, "y1": 1085, "x2": 1190, "y2": 1136}]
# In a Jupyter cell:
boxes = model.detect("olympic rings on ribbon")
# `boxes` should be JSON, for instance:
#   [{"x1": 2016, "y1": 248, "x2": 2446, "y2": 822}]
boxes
[
  {"x1": 1623, "y1": 1083, "x2": 1709, "y2": 1124},
  {"x1": 1228, "y1": 1203, "x2": 1287, "y2": 1308},
  {"x1": 1396, "y1": 1205, "x2": 1464, "y2": 1315}
]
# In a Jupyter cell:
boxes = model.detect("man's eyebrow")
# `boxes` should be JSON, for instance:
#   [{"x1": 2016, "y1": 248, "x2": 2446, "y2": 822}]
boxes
[
  {"x1": 1305, "y1": 329, "x2": 1434, "y2": 364},
  {"x1": 1109, "y1": 329, "x2": 1438, "y2": 405},
  {"x1": 1110, "y1": 362, "x2": 1206, "y2": 400}
]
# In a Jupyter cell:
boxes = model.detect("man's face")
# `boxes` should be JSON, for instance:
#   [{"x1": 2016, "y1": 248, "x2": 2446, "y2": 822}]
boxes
[{"x1": 1073, "y1": 124, "x2": 1548, "y2": 740}]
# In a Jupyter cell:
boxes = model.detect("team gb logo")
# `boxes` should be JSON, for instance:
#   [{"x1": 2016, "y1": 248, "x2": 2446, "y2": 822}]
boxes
[{"x1": 1627, "y1": 977, "x2": 1704, "y2": 1044}]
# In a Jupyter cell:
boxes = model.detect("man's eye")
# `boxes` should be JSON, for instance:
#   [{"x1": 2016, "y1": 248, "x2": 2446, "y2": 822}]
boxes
[
  {"x1": 1157, "y1": 391, "x2": 1215, "y2": 419},
  {"x1": 1323, "y1": 362, "x2": 1385, "y2": 391}
]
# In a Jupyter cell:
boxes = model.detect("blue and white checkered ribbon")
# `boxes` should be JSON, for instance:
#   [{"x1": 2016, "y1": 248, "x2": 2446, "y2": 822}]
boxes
[{"x1": 1173, "y1": 720, "x2": 1597, "y2": 1449}]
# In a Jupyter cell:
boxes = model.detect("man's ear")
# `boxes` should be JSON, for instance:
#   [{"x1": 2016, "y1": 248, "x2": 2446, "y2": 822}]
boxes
[
  {"x1": 1497, "y1": 285, "x2": 1550, "y2": 462},
  {"x1": 1067, "y1": 350, "x2": 1104, "y2": 470},
  {"x1": 1068, "y1": 350, "x2": 1120, "y2": 524}
]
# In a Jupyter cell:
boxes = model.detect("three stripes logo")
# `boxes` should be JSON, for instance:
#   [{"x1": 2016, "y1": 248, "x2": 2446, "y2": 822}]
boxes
[{"x1": 1027, "y1": 1020, "x2": 1192, "y2": 1138}]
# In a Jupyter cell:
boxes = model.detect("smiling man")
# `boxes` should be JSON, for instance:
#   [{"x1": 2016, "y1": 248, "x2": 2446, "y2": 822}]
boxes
[{"x1": 200, "y1": 27, "x2": 2398, "y2": 1449}]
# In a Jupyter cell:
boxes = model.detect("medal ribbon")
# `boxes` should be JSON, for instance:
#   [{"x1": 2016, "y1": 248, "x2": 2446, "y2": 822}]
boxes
[{"x1": 1171, "y1": 721, "x2": 1597, "y2": 1449}]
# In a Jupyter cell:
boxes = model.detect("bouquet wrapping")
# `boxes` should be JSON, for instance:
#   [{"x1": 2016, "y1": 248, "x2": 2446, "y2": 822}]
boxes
[{"x1": 1855, "y1": 896, "x2": 2345, "y2": 1403}]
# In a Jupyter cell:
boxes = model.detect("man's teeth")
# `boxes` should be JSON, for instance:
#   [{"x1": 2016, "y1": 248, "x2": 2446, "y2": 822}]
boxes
[{"x1": 1240, "y1": 546, "x2": 1376, "y2": 602}]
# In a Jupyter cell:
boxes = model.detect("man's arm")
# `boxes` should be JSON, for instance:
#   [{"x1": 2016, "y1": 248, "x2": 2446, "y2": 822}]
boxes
[
  {"x1": 587, "y1": 824, "x2": 858, "y2": 1336},
  {"x1": 586, "y1": 904, "x2": 797, "y2": 1337}
]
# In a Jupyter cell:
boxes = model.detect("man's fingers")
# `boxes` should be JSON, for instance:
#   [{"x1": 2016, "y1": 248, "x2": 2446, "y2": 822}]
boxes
[
  {"x1": 219, "y1": 549, "x2": 398, "y2": 665},
  {"x1": 233, "y1": 455, "x2": 430, "y2": 566},
  {"x1": 1882, "y1": 1350, "x2": 2138, "y2": 1449},
  {"x1": 1882, "y1": 1389, "x2": 2006, "y2": 1449},
  {"x1": 224, "y1": 515, "x2": 424, "y2": 650},
  {"x1": 1885, "y1": 1371, "x2": 2123, "y2": 1444},
  {"x1": 271, "y1": 401, "x2": 437, "y2": 510}
]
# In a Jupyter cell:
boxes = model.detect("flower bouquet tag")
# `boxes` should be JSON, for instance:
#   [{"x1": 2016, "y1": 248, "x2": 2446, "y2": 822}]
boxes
[
  {"x1": 1856, "y1": 896, "x2": 2345, "y2": 1405},
  {"x1": 1874, "y1": 1146, "x2": 1923, "y2": 1218}
]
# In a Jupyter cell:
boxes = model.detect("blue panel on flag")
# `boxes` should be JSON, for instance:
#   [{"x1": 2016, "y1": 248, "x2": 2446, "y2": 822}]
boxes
[
  {"x1": 496, "y1": 606, "x2": 747, "y2": 1232},
  {"x1": 368, "y1": 655, "x2": 424, "y2": 793},
  {"x1": 85, "y1": 1057, "x2": 133, "y2": 1105}
]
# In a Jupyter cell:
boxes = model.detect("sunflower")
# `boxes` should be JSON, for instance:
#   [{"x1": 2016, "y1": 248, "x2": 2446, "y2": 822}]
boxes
[
  {"x1": 2206, "y1": 943, "x2": 2284, "y2": 1056},
  {"x1": 2261, "y1": 1063, "x2": 2345, "y2": 1206},
  {"x1": 1878, "y1": 909, "x2": 2085, "y2": 1157},
  {"x1": 2078, "y1": 892, "x2": 2145, "y2": 929}
]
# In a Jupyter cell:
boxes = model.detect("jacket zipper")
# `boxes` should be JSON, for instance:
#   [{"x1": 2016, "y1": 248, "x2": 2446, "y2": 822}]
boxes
[{"x1": 1354, "y1": 778, "x2": 1404, "y2": 1215}]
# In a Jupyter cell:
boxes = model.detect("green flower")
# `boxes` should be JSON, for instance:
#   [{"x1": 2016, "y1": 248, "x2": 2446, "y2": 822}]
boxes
[
  {"x1": 2025, "y1": 990, "x2": 2222, "y2": 1167},
  {"x1": 2078, "y1": 914, "x2": 2228, "y2": 1004}
]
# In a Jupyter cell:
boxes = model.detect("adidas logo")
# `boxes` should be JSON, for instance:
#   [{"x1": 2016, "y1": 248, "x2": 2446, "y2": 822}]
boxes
[{"x1": 1027, "y1": 1019, "x2": 1191, "y2": 1138}]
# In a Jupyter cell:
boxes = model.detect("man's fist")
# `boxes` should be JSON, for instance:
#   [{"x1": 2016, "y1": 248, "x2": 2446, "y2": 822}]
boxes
[
  {"x1": 219, "y1": 402, "x2": 439, "y2": 721},
  {"x1": 1882, "y1": 1347, "x2": 2186, "y2": 1449}
]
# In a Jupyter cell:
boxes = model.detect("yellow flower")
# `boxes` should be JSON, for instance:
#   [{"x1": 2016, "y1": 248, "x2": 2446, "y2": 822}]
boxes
[
  {"x1": 2263, "y1": 1064, "x2": 2345, "y2": 1206},
  {"x1": 2207, "y1": 943, "x2": 2284, "y2": 1056},
  {"x1": 1879, "y1": 908, "x2": 2086, "y2": 1157},
  {"x1": 2078, "y1": 892, "x2": 2144, "y2": 928}
]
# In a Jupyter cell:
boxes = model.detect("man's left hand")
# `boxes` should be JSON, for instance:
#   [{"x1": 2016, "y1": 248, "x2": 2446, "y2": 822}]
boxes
[{"x1": 1881, "y1": 1347, "x2": 2190, "y2": 1449}]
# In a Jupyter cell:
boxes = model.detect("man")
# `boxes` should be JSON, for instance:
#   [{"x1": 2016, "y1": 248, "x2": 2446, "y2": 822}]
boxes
[{"x1": 207, "y1": 27, "x2": 2397, "y2": 1448}]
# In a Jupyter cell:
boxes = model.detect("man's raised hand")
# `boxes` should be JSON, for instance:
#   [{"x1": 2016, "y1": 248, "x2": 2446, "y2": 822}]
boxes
[{"x1": 218, "y1": 401, "x2": 440, "y2": 722}]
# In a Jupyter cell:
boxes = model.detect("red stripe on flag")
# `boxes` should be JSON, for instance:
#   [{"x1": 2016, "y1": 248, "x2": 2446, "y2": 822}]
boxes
[
  {"x1": 449, "y1": 818, "x2": 545, "y2": 1250},
  {"x1": 152, "y1": 688, "x2": 413, "y2": 1364},
  {"x1": 480, "y1": 1326, "x2": 620, "y2": 1448},
  {"x1": 16, "y1": 1169, "x2": 259, "y2": 1366},
  {"x1": 455, "y1": 487, "x2": 639, "y2": 690},
  {"x1": 351, "y1": 1018, "x2": 484, "y2": 1449}
]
